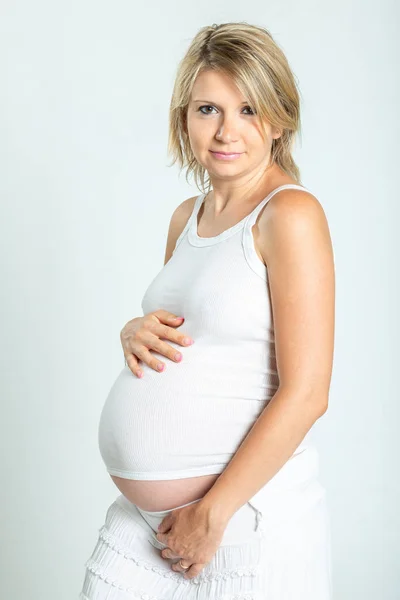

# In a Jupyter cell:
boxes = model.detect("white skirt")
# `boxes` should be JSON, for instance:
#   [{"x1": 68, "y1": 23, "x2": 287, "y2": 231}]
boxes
[{"x1": 79, "y1": 447, "x2": 332, "y2": 599}]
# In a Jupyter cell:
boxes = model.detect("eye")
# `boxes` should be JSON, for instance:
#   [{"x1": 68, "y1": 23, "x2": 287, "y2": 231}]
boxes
[
  {"x1": 243, "y1": 106, "x2": 256, "y2": 115},
  {"x1": 198, "y1": 105, "x2": 217, "y2": 115},
  {"x1": 198, "y1": 105, "x2": 256, "y2": 115}
]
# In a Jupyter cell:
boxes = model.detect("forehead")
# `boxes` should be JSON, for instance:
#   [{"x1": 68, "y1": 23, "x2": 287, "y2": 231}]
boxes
[{"x1": 191, "y1": 70, "x2": 247, "y2": 102}]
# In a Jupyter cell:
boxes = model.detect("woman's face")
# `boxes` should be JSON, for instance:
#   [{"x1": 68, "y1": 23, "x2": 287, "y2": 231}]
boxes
[{"x1": 186, "y1": 69, "x2": 281, "y2": 181}]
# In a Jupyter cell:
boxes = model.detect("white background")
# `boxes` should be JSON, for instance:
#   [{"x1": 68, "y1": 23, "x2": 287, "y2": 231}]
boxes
[{"x1": 1, "y1": 1, "x2": 398, "y2": 598}]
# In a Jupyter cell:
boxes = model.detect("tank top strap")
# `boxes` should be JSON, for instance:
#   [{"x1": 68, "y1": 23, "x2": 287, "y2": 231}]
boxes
[
  {"x1": 173, "y1": 193, "x2": 205, "y2": 253},
  {"x1": 244, "y1": 184, "x2": 310, "y2": 229},
  {"x1": 242, "y1": 184, "x2": 310, "y2": 281}
]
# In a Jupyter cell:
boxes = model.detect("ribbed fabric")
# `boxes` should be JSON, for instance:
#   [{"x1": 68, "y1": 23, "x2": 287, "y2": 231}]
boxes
[
  {"x1": 79, "y1": 495, "x2": 266, "y2": 600},
  {"x1": 78, "y1": 488, "x2": 332, "y2": 599},
  {"x1": 83, "y1": 184, "x2": 333, "y2": 599},
  {"x1": 98, "y1": 184, "x2": 315, "y2": 481}
]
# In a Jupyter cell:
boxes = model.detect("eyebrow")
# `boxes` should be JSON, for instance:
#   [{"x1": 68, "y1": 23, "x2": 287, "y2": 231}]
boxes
[{"x1": 192, "y1": 99, "x2": 249, "y2": 108}]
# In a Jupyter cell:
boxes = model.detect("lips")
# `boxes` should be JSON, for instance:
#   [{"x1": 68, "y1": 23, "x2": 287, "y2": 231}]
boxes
[
  {"x1": 210, "y1": 150, "x2": 243, "y2": 160},
  {"x1": 210, "y1": 151, "x2": 242, "y2": 155}
]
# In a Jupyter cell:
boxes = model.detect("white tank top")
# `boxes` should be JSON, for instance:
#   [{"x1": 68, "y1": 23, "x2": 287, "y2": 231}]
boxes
[{"x1": 98, "y1": 184, "x2": 316, "y2": 482}]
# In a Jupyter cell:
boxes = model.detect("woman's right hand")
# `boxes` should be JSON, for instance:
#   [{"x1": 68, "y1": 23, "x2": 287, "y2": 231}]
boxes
[{"x1": 120, "y1": 310, "x2": 195, "y2": 378}]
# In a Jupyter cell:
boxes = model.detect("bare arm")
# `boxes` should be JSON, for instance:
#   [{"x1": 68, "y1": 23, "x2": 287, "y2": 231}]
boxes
[{"x1": 200, "y1": 189, "x2": 335, "y2": 521}]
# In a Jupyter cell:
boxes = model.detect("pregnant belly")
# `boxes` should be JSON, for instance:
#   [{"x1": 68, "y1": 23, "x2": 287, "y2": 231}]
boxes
[
  {"x1": 98, "y1": 356, "x2": 268, "y2": 512},
  {"x1": 109, "y1": 473, "x2": 221, "y2": 511}
]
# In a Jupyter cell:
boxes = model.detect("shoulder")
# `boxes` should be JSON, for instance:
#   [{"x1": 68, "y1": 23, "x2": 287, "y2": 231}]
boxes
[
  {"x1": 258, "y1": 187, "x2": 332, "y2": 264},
  {"x1": 267, "y1": 187, "x2": 326, "y2": 224},
  {"x1": 167, "y1": 195, "x2": 198, "y2": 242},
  {"x1": 259, "y1": 189, "x2": 329, "y2": 251},
  {"x1": 163, "y1": 194, "x2": 199, "y2": 265},
  {"x1": 170, "y1": 195, "x2": 198, "y2": 230}
]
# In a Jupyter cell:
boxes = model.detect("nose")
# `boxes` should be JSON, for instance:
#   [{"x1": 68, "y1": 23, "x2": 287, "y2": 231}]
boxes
[{"x1": 215, "y1": 115, "x2": 240, "y2": 143}]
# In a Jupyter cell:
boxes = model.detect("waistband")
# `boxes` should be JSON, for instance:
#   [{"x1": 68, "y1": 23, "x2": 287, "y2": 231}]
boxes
[
  {"x1": 114, "y1": 493, "x2": 264, "y2": 544},
  {"x1": 115, "y1": 495, "x2": 203, "y2": 532},
  {"x1": 136, "y1": 497, "x2": 203, "y2": 531}
]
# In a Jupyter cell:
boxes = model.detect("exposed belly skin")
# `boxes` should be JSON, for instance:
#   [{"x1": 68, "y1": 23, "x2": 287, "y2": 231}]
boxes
[{"x1": 109, "y1": 473, "x2": 220, "y2": 511}]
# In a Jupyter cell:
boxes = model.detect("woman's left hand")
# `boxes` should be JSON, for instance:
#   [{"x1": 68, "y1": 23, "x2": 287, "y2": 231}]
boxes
[{"x1": 156, "y1": 500, "x2": 228, "y2": 580}]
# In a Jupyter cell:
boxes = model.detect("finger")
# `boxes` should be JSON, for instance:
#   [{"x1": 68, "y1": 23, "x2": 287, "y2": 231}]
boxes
[
  {"x1": 156, "y1": 531, "x2": 170, "y2": 544},
  {"x1": 151, "y1": 310, "x2": 184, "y2": 325},
  {"x1": 143, "y1": 319, "x2": 194, "y2": 348},
  {"x1": 135, "y1": 329, "x2": 182, "y2": 364},
  {"x1": 146, "y1": 336, "x2": 185, "y2": 364},
  {"x1": 123, "y1": 354, "x2": 143, "y2": 378},
  {"x1": 171, "y1": 559, "x2": 192, "y2": 572},
  {"x1": 161, "y1": 548, "x2": 178, "y2": 559},
  {"x1": 183, "y1": 562, "x2": 206, "y2": 580},
  {"x1": 157, "y1": 515, "x2": 173, "y2": 534},
  {"x1": 132, "y1": 345, "x2": 167, "y2": 373}
]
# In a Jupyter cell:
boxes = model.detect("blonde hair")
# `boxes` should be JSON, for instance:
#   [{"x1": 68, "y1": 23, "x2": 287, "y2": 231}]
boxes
[{"x1": 167, "y1": 22, "x2": 303, "y2": 193}]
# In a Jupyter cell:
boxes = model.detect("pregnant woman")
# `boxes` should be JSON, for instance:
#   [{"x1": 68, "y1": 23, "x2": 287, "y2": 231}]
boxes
[{"x1": 80, "y1": 22, "x2": 335, "y2": 600}]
